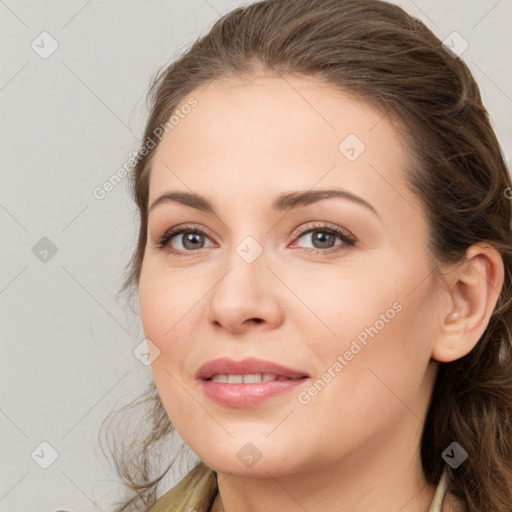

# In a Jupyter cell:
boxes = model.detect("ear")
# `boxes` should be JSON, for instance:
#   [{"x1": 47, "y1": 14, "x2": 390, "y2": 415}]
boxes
[{"x1": 432, "y1": 243, "x2": 505, "y2": 363}]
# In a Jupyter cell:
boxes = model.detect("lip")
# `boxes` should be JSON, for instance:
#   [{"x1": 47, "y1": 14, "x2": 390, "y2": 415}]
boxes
[
  {"x1": 196, "y1": 357, "x2": 310, "y2": 408},
  {"x1": 196, "y1": 357, "x2": 309, "y2": 380}
]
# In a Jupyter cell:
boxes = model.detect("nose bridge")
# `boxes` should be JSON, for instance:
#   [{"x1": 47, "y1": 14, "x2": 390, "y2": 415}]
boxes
[
  {"x1": 205, "y1": 232, "x2": 284, "y2": 330},
  {"x1": 218, "y1": 212, "x2": 269, "y2": 278},
  {"x1": 214, "y1": 233, "x2": 270, "y2": 303}
]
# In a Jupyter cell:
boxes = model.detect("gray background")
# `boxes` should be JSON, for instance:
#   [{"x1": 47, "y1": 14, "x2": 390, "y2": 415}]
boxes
[{"x1": 1, "y1": 1, "x2": 511, "y2": 511}]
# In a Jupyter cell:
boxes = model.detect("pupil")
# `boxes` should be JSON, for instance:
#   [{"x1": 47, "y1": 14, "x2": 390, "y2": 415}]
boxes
[
  {"x1": 313, "y1": 231, "x2": 333, "y2": 248},
  {"x1": 183, "y1": 232, "x2": 203, "y2": 250}
]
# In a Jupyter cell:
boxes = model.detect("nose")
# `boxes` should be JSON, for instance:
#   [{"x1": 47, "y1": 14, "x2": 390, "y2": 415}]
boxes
[{"x1": 205, "y1": 247, "x2": 285, "y2": 335}]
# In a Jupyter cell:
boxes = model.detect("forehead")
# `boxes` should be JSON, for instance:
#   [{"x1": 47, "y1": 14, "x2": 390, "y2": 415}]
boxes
[{"x1": 148, "y1": 74, "x2": 416, "y2": 217}]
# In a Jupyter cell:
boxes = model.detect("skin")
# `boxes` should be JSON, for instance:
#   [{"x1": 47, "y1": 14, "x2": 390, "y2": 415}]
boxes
[{"x1": 138, "y1": 74, "x2": 504, "y2": 512}]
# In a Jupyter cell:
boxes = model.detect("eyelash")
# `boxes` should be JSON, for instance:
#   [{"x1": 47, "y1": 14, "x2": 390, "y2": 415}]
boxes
[{"x1": 154, "y1": 222, "x2": 356, "y2": 256}]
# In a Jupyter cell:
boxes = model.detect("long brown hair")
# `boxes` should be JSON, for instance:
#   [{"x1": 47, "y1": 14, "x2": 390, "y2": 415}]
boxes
[{"x1": 99, "y1": 1, "x2": 512, "y2": 510}]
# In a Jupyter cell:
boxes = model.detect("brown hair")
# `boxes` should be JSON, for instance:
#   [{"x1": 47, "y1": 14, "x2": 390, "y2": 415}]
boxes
[{"x1": 99, "y1": 0, "x2": 512, "y2": 510}]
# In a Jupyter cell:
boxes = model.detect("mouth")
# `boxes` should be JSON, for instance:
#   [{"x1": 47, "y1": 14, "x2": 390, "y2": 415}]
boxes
[
  {"x1": 196, "y1": 356, "x2": 309, "y2": 380},
  {"x1": 196, "y1": 357, "x2": 310, "y2": 408}
]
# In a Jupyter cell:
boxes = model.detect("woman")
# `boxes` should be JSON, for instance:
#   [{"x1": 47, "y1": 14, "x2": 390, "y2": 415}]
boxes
[{"x1": 100, "y1": 0, "x2": 512, "y2": 510}]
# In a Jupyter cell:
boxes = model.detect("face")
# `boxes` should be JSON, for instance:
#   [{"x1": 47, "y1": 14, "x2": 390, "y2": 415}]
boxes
[{"x1": 138, "y1": 74, "x2": 441, "y2": 477}]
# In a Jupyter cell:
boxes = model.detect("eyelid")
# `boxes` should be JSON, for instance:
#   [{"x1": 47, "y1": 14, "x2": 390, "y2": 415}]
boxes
[
  {"x1": 153, "y1": 223, "x2": 218, "y2": 250},
  {"x1": 290, "y1": 221, "x2": 355, "y2": 243}
]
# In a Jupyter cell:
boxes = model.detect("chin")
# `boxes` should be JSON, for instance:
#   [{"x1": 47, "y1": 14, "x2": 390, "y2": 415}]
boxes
[{"x1": 191, "y1": 440, "x2": 306, "y2": 478}]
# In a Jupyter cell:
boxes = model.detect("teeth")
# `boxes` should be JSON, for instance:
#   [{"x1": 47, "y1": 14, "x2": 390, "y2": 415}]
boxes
[
  {"x1": 210, "y1": 373, "x2": 291, "y2": 383},
  {"x1": 243, "y1": 373, "x2": 263, "y2": 383},
  {"x1": 211, "y1": 374, "x2": 228, "y2": 383}
]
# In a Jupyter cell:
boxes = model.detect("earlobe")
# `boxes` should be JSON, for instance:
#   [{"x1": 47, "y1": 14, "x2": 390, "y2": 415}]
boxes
[{"x1": 432, "y1": 244, "x2": 504, "y2": 363}]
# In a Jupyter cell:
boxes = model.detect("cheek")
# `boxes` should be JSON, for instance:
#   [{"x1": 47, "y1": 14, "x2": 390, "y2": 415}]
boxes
[
  {"x1": 138, "y1": 262, "x2": 208, "y2": 415},
  {"x1": 304, "y1": 255, "x2": 437, "y2": 398},
  {"x1": 138, "y1": 261, "x2": 200, "y2": 349},
  {"x1": 138, "y1": 273, "x2": 193, "y2": 429},
  {"x1": 289, "y1": 276, "x2": 436, "y2": 461}
]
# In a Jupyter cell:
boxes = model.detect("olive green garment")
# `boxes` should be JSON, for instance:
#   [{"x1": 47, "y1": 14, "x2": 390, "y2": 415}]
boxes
[
  {"x1": 148, "y1": 463, "x2": 450, "y2": 512},
  {"x1": 148, "y1": 462, "x2": 217, "y2": 512}
]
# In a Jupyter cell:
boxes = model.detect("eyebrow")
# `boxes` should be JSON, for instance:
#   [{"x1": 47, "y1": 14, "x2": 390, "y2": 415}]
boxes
[{"x1": 148, "y1": 188, "x2": 380, "y2": 217}]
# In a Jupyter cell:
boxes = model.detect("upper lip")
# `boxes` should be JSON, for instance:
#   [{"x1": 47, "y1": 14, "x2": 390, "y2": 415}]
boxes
[{"x1": 196, "y1": 357, "x2": 310, "y2": 380}]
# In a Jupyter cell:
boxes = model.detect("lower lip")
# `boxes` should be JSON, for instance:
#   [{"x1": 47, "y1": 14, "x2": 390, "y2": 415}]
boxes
[{"x1": 199, "y1": 378, "x2": 309, "y2": 408}]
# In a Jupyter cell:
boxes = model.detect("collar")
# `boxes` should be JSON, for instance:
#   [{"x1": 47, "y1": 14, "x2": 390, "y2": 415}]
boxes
[{"x1": 427, "y1": 467, "x2": 449, "y2": 512}]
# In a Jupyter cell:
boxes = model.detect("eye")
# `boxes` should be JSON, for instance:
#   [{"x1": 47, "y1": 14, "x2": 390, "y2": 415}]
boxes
[
  {"x1": 155, "y1": 224, "x2": 215, "y2": 255},
  {"x1": 290, "y1": 222, "x2": 356, "y2": 253},
  {"x1": 154, "y1": 221, "x2": 356, "y2": 257}
]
